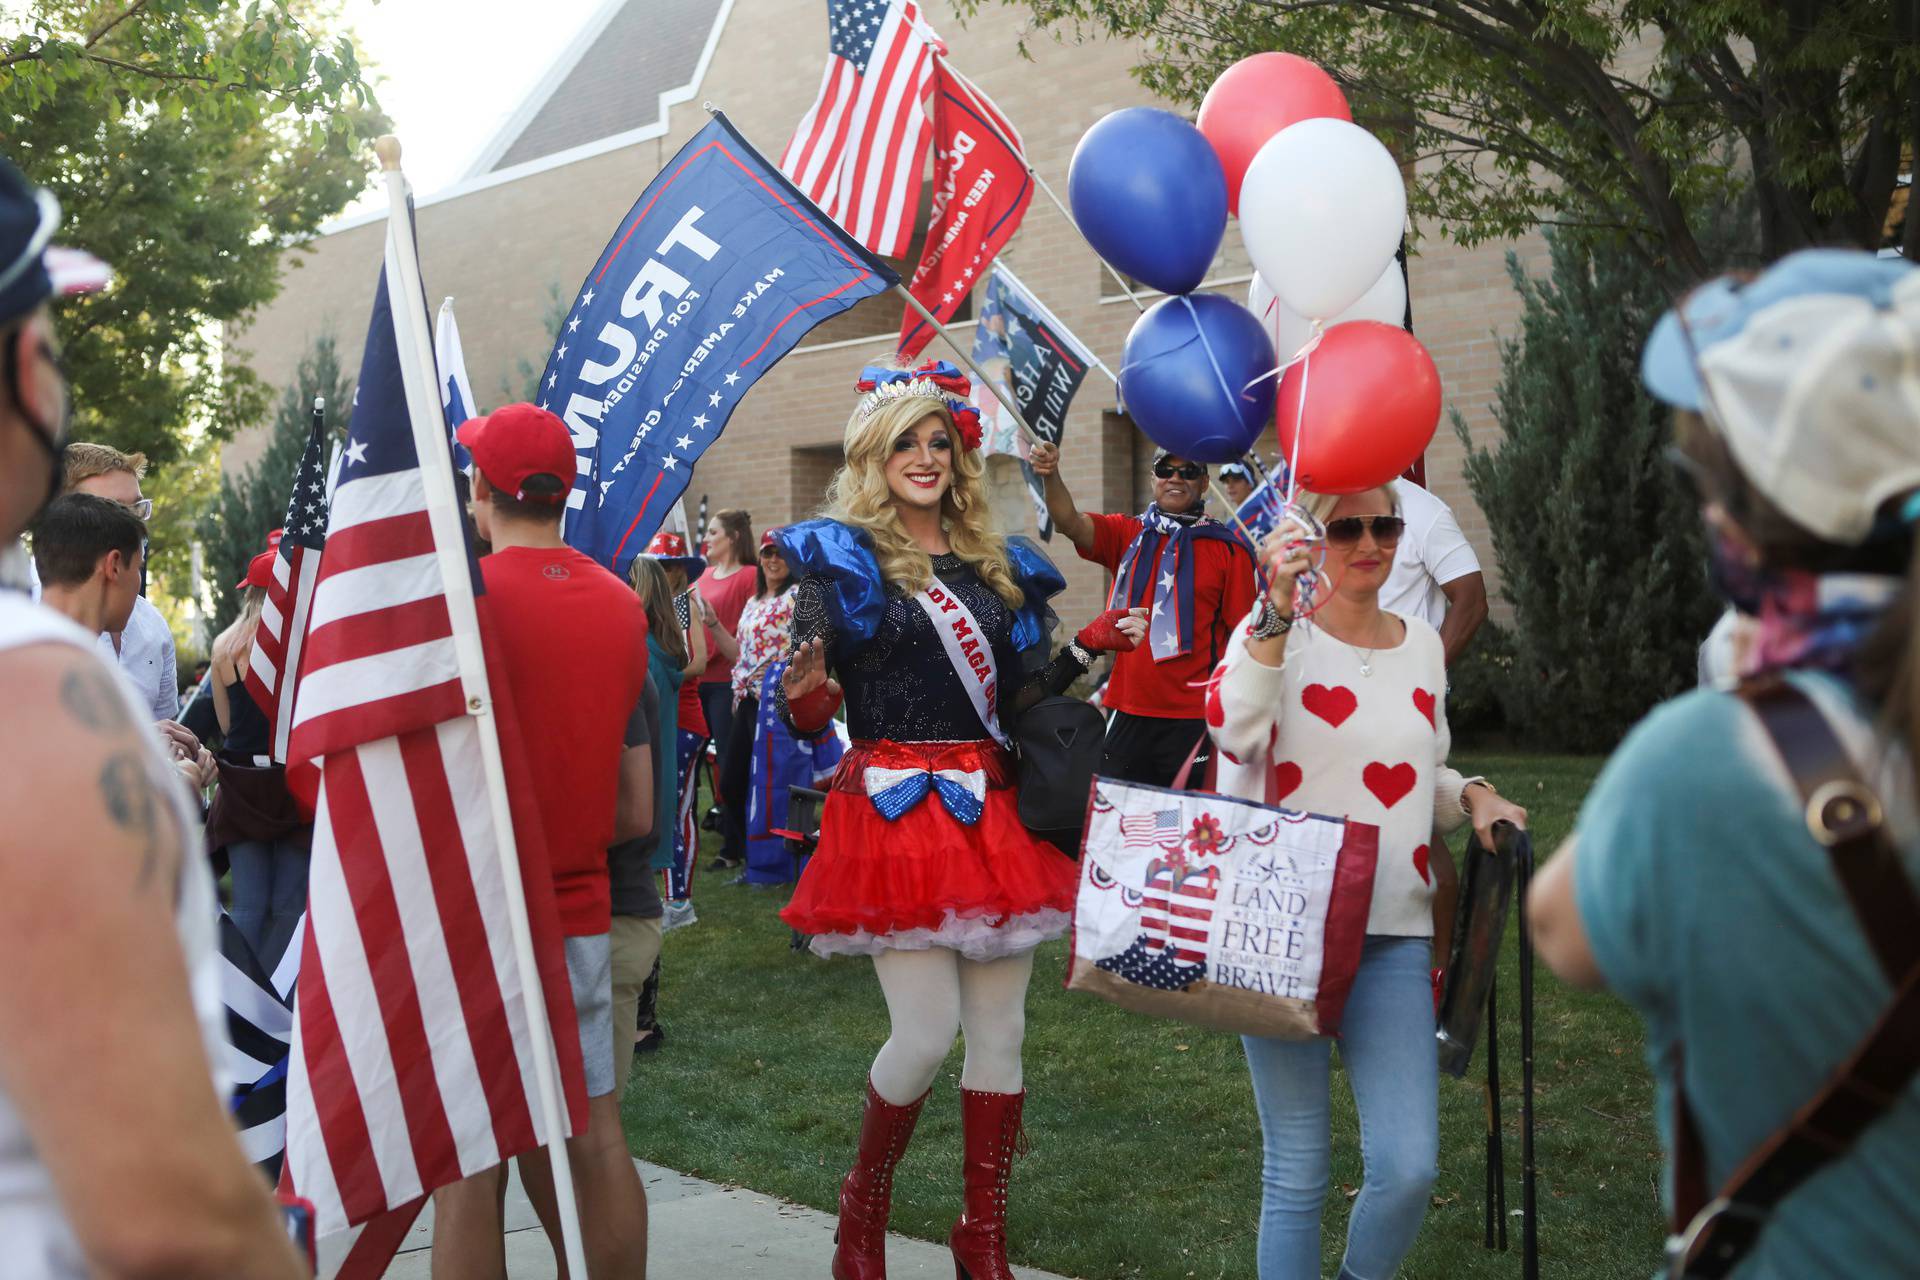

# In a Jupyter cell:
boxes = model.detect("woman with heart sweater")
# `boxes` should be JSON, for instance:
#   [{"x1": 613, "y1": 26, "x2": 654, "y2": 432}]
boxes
[{"x1": 1206, "y1": 482, "x2": 1530, "y2": 1280}]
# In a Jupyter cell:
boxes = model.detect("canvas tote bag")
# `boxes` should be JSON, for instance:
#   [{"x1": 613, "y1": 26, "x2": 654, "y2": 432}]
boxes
[{"x1": 1067, "y1": 775, "x2": 1380, "y2": 1038}]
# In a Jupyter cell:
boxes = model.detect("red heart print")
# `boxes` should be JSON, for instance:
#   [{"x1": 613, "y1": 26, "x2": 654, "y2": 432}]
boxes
[
  {"x1": 1363, "y1": 761, "x2": 1416, "y2": 809},
  {"x1": 1413, "y1": 689, "x2": 1436, "y2": 729},
  {"x1": 1412, "y1": 843, "x2": 1431, "y2": 885},
  {"x1": 1301, "y1": 683, "x2": 1357, "y2": 728},
  {"x1": 1271, "y1": 761, "x2": 1302, "y2": 801}
]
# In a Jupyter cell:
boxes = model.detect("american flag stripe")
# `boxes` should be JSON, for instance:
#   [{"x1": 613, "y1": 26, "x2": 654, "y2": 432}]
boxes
[
  {"x1": 785, "y1": 62, "x2": 852, "y2": 197},
  {"x1": 300, "y1": 597, "x2": 453, "y2": 672}
]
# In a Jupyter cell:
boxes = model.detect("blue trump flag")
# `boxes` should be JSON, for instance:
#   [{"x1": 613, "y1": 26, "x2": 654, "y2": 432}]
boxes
[{"x1": 544, "y1": 110, "x2": 900, "y2": 575}]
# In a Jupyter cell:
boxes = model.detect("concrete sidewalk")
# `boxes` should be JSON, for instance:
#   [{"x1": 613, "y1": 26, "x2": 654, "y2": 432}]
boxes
[{"x1": 373, "y1": 1160, "x2": 1070, "y2": 1278}]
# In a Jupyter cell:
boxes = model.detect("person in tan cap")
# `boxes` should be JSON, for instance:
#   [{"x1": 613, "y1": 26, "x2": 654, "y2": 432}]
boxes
[{"x1": 1532, "y1": 249, "x2": 1920, "y2": 1280}]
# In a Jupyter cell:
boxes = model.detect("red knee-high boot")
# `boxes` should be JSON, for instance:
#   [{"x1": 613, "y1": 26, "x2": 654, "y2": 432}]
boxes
[
  {"x1": 833, "y1": 1078, "x2": 930, "y2": 1280},
  {"x1": 948, "y1": 1087, "x2": 1027, "y2": 1280}
]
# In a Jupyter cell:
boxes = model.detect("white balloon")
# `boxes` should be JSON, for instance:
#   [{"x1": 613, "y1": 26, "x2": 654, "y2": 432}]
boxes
[
  {"x1": 1247, "y1": 260, "x2": 1407, "y2": 364},
  {"x1": 1238, "y1": 118, "x2": 1406, "y2": 321}
]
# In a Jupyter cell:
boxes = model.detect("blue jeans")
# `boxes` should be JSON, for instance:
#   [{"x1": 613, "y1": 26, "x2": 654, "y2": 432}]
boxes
[
  {"x1": 1242, "y1": 935, "x2": 1438, "y2": 1280},
  {"x1": 228, "y1": 837, "x2": 311, "y2": 972}
]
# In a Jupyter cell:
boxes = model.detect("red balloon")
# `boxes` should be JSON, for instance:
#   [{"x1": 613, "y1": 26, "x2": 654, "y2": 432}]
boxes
[
  {"x1": 1198, "y1": 53, "x2": 1352, "y2": 215},
  {"x1": 1275, "y1": 321, "x2": 1440, "y2": 495}
]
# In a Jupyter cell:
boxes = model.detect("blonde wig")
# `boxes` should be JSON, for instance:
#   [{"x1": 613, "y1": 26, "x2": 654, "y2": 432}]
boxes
[{"x1": 822, "y1": 391, "x2": 1023, "y2": 608}]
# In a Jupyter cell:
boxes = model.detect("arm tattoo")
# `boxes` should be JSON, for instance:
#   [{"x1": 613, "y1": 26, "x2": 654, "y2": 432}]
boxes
[
  {"x1": 61, "y1": 666, "x2": 133, "y2": 734},
  {"x1": 98, "y1": 751, "x2": 178, "y2": 892}
]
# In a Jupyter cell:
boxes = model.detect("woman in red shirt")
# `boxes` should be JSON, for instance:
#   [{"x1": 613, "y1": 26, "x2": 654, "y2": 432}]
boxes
[{"x1": 697, "y1": 509, "x2": 756, "y2": 868}]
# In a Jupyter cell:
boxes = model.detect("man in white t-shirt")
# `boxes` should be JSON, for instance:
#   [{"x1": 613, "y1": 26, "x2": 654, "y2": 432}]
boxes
[
  {"x1": 61, "y1": 442, "x2": 180, "y2": 720},
  {"x1": 1379, "y1": 478, "x2": 1488, "y2": 666},
  {"x1": 0, "y1": 155, "x2": 304, "y2": 1279},
  {"x1": 1379, "y1": 478, "x2": 1489, "y2": 989}
]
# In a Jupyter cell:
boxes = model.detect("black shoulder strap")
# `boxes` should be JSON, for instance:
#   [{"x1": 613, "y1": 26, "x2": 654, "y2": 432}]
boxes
[{"x1": 1669, "y1": 676, "x2": 1920, "y2": 1278}]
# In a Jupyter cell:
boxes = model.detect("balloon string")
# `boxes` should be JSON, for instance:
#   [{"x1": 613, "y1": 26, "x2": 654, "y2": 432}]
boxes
[
  {"x1": 1177, "y1": 295, "x2": 1246, "y2": 413},
  {"x1": 1238, "y1": 323, "x2": 1326, "y2": 397},
  {"x1": 1284, "y1": 334, "x2": 1315, "y2": 506}
]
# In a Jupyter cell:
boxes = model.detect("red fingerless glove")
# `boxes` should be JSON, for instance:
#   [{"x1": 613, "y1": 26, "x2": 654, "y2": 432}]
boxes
[
  {"x1": 787, "y1": 680, "x2": 842, "y2": 733},
  {"x1": 1075, "y1": 607, "x2": 1140, "y2": 654}
]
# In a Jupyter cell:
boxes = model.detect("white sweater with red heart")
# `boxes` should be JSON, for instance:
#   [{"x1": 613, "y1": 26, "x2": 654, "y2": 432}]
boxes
[{"x1": 1205, "y1": 610, "x2": 1474, "y2": 938}]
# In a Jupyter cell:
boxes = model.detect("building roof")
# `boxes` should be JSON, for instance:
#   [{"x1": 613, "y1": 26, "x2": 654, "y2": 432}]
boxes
[{"x1": 467, "y1": 0, "x2": 729, "y2": 178}]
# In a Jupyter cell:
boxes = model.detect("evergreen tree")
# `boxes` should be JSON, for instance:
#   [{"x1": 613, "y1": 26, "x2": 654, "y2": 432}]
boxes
[
  {"x1": 1457, "y1": 232, "x2": 1719, "y2": 751},
  {"x1": 201, "y1": 335, "x2": 350, "y2": 638}
]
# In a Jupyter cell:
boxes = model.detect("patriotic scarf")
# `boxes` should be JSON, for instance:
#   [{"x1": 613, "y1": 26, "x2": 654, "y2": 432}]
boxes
[
  {"x1": 1110, "y1": 505, "x2": 1244, "y2": 662},
  {"x1": 1710, "y1": 533, "x2": 1901, "y2": 679}
]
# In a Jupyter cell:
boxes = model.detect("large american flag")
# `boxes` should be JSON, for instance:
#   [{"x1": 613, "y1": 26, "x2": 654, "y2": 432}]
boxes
[
  {"x1": 779, "y1": 0, "x2": 942, "y2": 258},
  {"x1": 243, "y1": 401, "x2": 328, "y2": 761},
  {"x1": 282, "y1": 223, "x2": 587, "y2": 1276}
]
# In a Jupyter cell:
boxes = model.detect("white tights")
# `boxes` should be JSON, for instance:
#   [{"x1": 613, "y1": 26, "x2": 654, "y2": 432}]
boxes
[{"x1": 867, "y1": 947, "x2": 1035, "y2": 1104}]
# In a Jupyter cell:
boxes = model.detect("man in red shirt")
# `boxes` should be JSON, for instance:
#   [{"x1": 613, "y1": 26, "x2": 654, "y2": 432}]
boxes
[
  {"x1": 431, "y1": 403, "x2": 654, "y2": 1279},
  {"x1": 1030, "y1": 442, "x2": 1257, "y2": 788}
]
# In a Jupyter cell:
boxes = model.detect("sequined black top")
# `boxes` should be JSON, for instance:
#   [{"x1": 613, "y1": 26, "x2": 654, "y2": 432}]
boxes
[{"x1": 778, "y1": 552, "x2": 1085, "y2": 742}]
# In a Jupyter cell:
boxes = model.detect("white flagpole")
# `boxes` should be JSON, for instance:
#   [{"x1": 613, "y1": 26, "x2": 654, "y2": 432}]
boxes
[
  {"x1": 935, "y1": 57, "x2": 1149, "y2": 314},
  {"x1": 374, "y1": 136, "x2": 590, "y2": 1280}
]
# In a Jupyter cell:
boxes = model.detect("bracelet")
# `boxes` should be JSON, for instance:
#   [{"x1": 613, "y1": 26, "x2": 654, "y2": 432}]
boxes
[
  {"x1": 1248, "y1": 597, "x2": 1293, "y2": 640},
  {"x1": 1066, "y1": 638, "x2": 1095, "y2": 668}
]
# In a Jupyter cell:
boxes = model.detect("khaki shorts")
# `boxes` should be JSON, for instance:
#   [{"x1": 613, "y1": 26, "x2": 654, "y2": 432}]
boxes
[
  {"x1": 564, "y1": 933, "x2": 615, "y2": 1099},
  {"x1": 609, "y1": 915, "x2": 664, "y2": 1100}
]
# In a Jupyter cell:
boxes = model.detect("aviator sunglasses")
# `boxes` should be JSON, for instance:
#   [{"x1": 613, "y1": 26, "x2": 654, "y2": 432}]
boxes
[
  {"x1": 1152, "y1": 460, "x2": 1206, "y2": 481},
  {"x1": 1324, "y1": 514, "x2": 1405, "y2": 546}
]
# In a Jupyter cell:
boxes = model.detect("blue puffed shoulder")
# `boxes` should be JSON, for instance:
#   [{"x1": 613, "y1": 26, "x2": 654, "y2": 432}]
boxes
[
  {"x1": 774, "y1": 519, "x2": 886, "y2": 648},
  {"x1": 1006, "y1": 536, "x2": 1065, "y2": 653}
]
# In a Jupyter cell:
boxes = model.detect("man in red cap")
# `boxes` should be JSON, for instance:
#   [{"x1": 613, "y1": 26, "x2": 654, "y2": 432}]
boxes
[{"x1": 430, "y1": 402, "x2": 655, "y2": 1279}]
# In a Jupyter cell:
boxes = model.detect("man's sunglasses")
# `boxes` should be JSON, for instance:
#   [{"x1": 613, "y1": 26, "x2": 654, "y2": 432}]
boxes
[
  {"x1": 1152, "y1": 461, "x2": 1206, "y2": 481},
  {"x1": 1325, "y1": 515, "x2": 1405, "y2": 546}
]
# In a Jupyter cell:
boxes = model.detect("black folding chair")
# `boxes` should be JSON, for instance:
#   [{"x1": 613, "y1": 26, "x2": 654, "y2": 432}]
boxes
[
  {"x1": 776, "y1": 785, "x2": 827, "y2": 953},
  {"x1": 1435, "y1": 823, "x2": 1538, "y2": 1279}
]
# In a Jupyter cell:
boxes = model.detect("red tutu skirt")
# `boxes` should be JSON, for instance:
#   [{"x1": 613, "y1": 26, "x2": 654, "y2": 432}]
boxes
[{"x1": 780, "y1": 739, "x2": 1077, "y2": 960}]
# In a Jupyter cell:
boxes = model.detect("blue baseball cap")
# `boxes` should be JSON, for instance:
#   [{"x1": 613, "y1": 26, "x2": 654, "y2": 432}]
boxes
[
  {"x1": 1641, "y1": 249, "x2": 1920, "y2": 545},
  {"x1": 0, "y1": 156, "x2": 110, "y2": 328}
]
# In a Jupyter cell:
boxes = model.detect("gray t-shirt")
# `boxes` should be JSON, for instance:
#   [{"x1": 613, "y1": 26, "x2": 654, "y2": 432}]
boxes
[{"x1": 608, "y1": 681, "x2": 664, "y2": 919}]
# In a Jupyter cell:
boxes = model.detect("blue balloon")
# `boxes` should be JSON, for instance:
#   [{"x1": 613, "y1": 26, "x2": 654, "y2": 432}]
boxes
[
  {"x1": 1069, "y1": 108, "x2": 1227, "y2": 296},
  {"x1": 1120, "y1": 293, "x2": 1277, "y2": 464}
]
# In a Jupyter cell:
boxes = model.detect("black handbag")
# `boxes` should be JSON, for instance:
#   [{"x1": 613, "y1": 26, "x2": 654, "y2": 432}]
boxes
[{"x1": 1013, "y1": 695, "x2": 1106, "y2": 853}]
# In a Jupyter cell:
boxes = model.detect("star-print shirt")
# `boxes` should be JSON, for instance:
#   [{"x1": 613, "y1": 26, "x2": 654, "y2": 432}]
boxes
[
  {"x1": 732, "y1": 587, "x2": 795, "y2": 702},
  {"x1": 1206, "y1": 610, "x2": 1475, "y2": 937}
]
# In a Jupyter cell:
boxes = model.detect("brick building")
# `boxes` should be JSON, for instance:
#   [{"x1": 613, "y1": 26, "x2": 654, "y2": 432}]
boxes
[{"x1": 227, "y1": 0, "x2": 1548, "y2": 624}]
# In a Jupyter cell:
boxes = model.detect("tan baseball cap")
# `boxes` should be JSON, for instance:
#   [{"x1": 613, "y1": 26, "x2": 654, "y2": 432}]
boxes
[{"x1": 1642, "y1": 249, "x2": 1920, "y2": 546}]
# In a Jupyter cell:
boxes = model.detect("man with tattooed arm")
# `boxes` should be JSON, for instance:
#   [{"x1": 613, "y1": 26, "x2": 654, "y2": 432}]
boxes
[{"x1": 0, "y1": 157, "x2": 306, "y2": 1277}]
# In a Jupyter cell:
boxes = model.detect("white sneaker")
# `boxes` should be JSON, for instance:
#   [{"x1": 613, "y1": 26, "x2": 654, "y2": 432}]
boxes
[{"x1": 662, "y1": 900, "x2": 698, "y2": 932}]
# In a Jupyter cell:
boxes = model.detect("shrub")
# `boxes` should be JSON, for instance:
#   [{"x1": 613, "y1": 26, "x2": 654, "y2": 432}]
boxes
[{"x1": 1456, "y1": 232, "x2": 1720, "y2": 752}]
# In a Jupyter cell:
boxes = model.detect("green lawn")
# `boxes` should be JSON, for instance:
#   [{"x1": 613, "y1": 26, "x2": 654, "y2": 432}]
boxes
[{"x1": 621, "y1": 753, "x2": 1664, "y2": 1279}]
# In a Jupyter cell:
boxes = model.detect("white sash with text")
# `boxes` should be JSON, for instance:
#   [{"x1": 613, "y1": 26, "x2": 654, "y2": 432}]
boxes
[{"x1": 912, "y1": 582, "x2": 1008, "y2": 749}]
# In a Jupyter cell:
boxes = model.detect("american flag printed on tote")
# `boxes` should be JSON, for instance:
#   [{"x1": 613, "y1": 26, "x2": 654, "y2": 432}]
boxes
[
  {"x1": 1119, "y1": 808, "x2": 1182, "y2": 848},
  {"x1": 779, "y1": 0, "x2": 943, "y2": 257}
]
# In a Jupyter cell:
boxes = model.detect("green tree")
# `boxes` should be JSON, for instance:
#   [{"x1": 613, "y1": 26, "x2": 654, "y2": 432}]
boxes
[
  {"x1": 1455, "y1": 231, "x2": 1718, "y2": 751},
  {"x1": 970, "y1": 0, "x2": 1918, "y2": 277},
  {"x1": 2, "y1": 1, "x2": 384, "y2": 465},
  {"x1": 201, "y1": 333, "x2": 349, "y2": 639}
]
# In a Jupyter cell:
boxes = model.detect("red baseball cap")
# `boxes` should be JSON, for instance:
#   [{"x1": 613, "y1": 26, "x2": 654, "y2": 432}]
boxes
[
  {"x1": 455, "y1": 403, "x2": 575, "y2": 504},
  {"x1": 235, "y1": 529, "x2": 284, "y2": 590}
]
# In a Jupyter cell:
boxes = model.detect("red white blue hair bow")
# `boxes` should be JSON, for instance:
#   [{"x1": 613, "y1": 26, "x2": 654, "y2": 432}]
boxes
[{"x1": 855, "y1": 359, "x2": 984, "y2": 452}]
